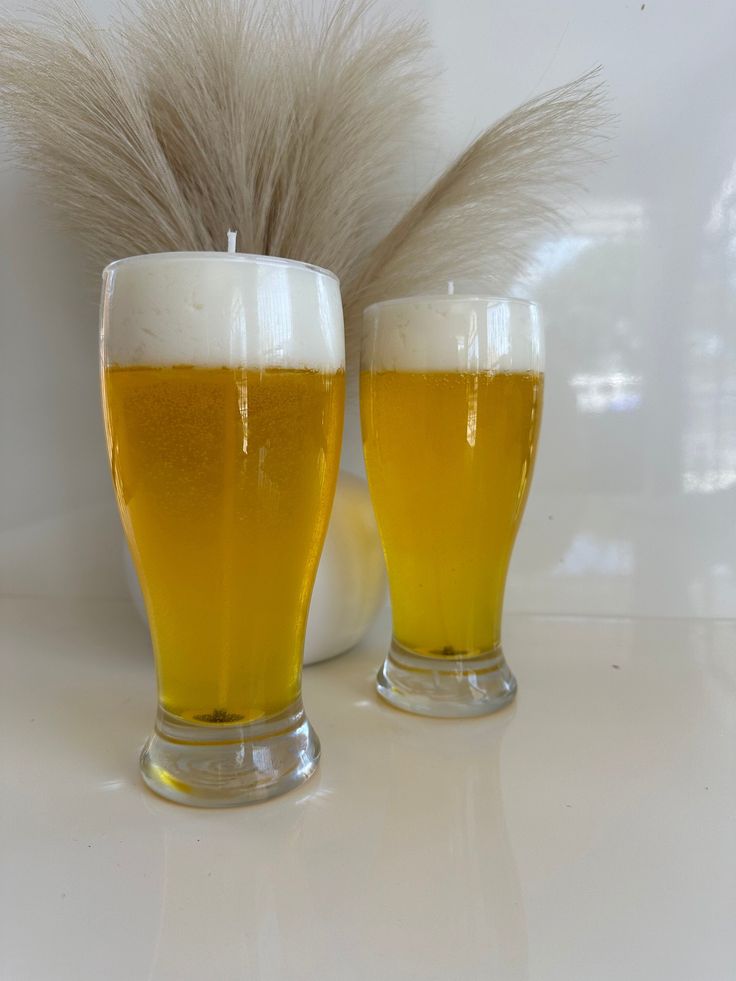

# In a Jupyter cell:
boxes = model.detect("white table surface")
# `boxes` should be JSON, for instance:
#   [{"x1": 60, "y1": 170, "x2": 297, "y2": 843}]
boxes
[{"x1": 2, "y1": 596, "x2": 734, "y2": 981}]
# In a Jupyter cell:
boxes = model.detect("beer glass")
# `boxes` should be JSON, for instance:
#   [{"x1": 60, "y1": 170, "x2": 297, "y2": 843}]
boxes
[
  {"x1": 101, "y1": 253, "x2": 345, "y2": 805},
  {"x1": 360, "y1": 295, "x2": 543, "y2": 717}
]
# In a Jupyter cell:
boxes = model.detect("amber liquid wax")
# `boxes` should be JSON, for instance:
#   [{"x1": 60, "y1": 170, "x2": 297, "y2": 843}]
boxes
[
  {"x1": 104, "y1": 365, "x2": 344, "y2": 723},
  {"x1": 361, "y1": 370, "x2": 543, "y2": 657}
]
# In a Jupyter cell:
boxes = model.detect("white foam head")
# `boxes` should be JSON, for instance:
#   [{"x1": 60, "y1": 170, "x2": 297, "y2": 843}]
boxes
[
  {"x1": 363, "y1": 295, "x2": 543, "y2": 373},
  {"x1": 101, "y1": 253, "x2": 345, "y2": 370}
]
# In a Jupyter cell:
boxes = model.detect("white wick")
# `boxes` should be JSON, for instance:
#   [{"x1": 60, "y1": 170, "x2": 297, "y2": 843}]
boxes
[
  {"x1": 227, "y1": 229, "x2": 237, "y2": 254},
  {"x1": 447, "y1": 280, "x2": 455, "y2": 295}
]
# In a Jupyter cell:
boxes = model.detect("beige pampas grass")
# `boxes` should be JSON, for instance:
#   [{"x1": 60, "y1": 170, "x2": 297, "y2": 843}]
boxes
[
  {"x1": 0, "y1": 0, "x2": 429, "y2": 281},
  {"x1": 344, "y1": 71, "x2": 608, "y2": 338},
  {"x1": 0, "y1": 0, "x2": 609, "y2": 370}
]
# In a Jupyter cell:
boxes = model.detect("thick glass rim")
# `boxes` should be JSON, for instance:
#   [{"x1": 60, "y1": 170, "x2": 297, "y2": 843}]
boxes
[
  {"x1": 103, "y1": 251, "x2": 340, "y2": 284},
  {"x1": 364, "y1": 294, "x2": 538, "y2": 317}
]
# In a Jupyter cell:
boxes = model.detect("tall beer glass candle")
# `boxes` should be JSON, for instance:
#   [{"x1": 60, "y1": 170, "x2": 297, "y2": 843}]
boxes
[
  {"x1": 101, "y1": 253, "x2": 345, "y2": 805},
  {"x1": 361, "y1": 295, "x2": 543, "y2": 717}
]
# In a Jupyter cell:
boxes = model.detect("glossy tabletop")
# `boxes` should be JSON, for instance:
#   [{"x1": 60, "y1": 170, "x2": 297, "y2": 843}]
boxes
[{"x1": 2, "y1": 597, "x2": 734, "y2": 981}]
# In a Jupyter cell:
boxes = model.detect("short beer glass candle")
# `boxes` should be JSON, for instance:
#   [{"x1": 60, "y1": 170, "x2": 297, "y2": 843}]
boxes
[{"x1": 360, "y1": 295, "x2": 543, "y2": 717}]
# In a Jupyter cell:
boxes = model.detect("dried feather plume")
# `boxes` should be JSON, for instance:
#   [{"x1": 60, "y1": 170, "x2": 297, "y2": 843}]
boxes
[
  {"x1": 0, "y1": 0, "x2": 609, "y2": 368},
  {"x1": 345, "y1": 71, "x2": 609, "y2": 332}
]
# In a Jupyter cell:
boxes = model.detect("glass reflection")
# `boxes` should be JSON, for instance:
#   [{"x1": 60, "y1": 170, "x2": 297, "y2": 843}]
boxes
[
  {"x1": 371, "y1": 711, "x2": 528, "y2": 979},
  {"x1": 555, "y1": 533, "x2": 634, "y2": 577},
  {"x1": 569, "y1": 371, "x2": 642, "y2": 413}
]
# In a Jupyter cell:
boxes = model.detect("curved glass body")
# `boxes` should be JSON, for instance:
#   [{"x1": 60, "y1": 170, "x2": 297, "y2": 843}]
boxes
[
  {"x1": 361, "y1": 295, "x2": 543, "y2": 717},
  {"x1": 101, "y1": 253, "x2": 345, "y2": 804}
]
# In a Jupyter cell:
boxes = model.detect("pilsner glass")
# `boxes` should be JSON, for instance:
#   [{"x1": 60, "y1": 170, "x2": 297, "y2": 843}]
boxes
[
  {"x1": 360, "y1": 295, "x2": 543, "y2": 717},
  {"x1": 101, "y1": 253, "x2": 345, "y2": 805}
]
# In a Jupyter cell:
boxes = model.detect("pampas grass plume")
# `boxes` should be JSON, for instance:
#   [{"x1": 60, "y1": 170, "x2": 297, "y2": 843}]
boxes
[{"x1": 0, "y1": 1, "x2": 610, "y2": 368}]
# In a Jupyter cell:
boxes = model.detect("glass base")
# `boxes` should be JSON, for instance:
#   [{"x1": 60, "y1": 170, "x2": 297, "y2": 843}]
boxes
[
  {"x1": 376, "y1": 637, "x2": 517, "y2": 718},
  {"x1": 139, "y1": 698, "x2": 320, "y2": 807}
]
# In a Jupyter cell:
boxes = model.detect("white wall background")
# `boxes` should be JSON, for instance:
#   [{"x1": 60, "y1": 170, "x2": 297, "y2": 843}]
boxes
[{"x1": 2, "y1": 0, "x2": 735, "y2": 618}]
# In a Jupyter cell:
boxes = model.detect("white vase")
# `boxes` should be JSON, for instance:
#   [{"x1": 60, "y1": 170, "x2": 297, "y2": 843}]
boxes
[{"x1": 123, "y1": 470, "x2": 387, "y2": 666}]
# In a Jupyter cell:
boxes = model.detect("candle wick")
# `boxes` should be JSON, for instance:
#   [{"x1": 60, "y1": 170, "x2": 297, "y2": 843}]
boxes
[{"x1": 227, "y1": 229, "x2": 237, "y2": 254}]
